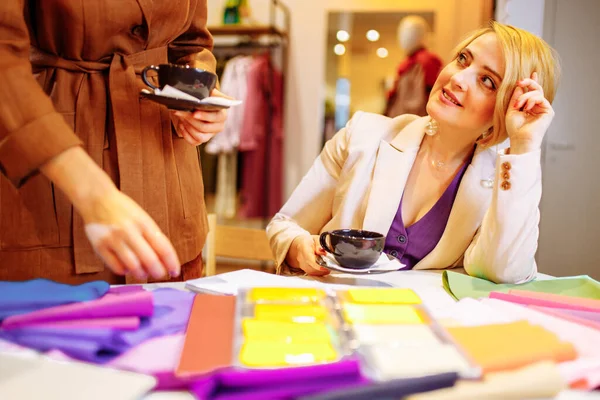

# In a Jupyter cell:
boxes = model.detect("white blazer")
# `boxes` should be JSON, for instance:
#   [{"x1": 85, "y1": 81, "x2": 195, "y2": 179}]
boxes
[{"x1": 267, "y1": 112, "x2": 542, "y2": 283}]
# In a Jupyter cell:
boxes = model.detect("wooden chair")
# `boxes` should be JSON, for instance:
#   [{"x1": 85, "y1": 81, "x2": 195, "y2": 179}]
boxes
[{"x1": 204, "y1": 213, "x2": 275, "y2": 276}]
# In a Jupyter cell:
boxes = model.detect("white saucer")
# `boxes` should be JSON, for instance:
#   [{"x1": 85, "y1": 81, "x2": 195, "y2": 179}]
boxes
[{"x1": 316, "y1": 253, "x2": 402, "y2": 275}]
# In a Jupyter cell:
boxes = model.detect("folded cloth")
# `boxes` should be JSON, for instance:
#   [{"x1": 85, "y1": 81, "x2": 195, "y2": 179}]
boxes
[
  {"x1": 1, "y1": 291, "x2": 153, "y2": 329},
  {"x1": 446, "y1": 321, "x2": 576, "y2": 373},
  {"x1": 297, "y1": 372, "x2": 459, "y2": 400},
  {"x1": 21, "y1": 317, "x2": 141, "y2": 331},
  {"x1": 190, "y1": 358, "x2": 370, "y2": 400},
  {"x1": 530, "y1": 306, "x2": 600, "y2": 331},
  {"x1": 442, "y1": 271, "x2": 600, "y2": 301},
  {"x1": 508, "y1": 289, "x2": 600, "y2": 310},
  {"x1": 405, "y1": 361, "x2": 565, "y2": 400},
  {"x1": 0, "y1": 279, "x2": 109, "y2": 320},
  {"x1": 0, "y1": 289, "x2": 195, "y2": 363},
  {"x1": 490, "y1": 291, "x2": 600, "y2": 313}
]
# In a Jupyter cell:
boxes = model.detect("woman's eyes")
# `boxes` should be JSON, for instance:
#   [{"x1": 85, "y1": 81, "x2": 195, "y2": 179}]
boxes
[{"x1": 457, "y1": 51, "x2": 497, "y2": 90}]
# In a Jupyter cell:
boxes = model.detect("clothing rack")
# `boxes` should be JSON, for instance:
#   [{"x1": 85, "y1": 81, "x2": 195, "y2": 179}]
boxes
[{"x1": 208, "y1": 0, "x2": 290, "y2": 225}]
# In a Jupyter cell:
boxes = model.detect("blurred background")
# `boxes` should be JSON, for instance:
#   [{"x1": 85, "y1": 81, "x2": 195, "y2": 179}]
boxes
[{"x1": 205, "y1": 0, "x2": 600, "y2": 280}]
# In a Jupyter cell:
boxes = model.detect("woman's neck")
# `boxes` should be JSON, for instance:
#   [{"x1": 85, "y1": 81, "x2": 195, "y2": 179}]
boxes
[{"x1": 424, "y1": 124, "x2": 478, "y2": 165}]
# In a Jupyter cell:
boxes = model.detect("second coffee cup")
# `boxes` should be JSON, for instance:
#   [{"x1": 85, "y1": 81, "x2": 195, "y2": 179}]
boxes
[
  {"x1": 319, "y1": 229, "x2": 385, "y2": 270},
  {"x1": 141, "y1": 64, "x2": 217, "y2": 100}
]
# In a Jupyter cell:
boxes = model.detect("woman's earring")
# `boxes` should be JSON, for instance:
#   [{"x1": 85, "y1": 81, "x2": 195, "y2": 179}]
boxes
[{"x1": 425, "y1": 119, "x2": 439, "y2": 136}]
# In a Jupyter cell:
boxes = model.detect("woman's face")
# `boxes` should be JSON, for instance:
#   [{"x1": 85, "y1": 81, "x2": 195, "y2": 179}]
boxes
[{"x1": 426, "y1": 33, "x2": 505, "y2": 135}]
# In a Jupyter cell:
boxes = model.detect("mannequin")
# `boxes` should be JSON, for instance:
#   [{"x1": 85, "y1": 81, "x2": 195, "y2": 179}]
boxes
[{"x1": 384, "y1": 15, "x2": 442, "y2": 117}]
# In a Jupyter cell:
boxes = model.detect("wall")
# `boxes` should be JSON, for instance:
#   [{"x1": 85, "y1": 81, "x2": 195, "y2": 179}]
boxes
[{"x1": 208, "y1": 0, "x2": 490, "y2": 198}]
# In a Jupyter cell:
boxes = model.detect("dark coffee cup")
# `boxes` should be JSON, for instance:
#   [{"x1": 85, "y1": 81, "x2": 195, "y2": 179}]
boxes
[
  {"x1": 319, "y1": 229, "x2": 385, "y2": 270},
  {"x1": 141, "y1": 64, "x2": 217, "y2": 100}
]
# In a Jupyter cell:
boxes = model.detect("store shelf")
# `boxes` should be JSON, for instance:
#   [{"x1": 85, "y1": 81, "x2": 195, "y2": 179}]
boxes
[{"x1": 208, "y1": 25, "x2": 287, "y2": 38}]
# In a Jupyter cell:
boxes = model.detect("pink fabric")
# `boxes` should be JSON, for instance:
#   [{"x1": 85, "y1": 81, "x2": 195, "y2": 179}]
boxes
[
  {"x1": 109, "y1": 333, "x2": 191, "y2": 390},
  {"x1": 508, "y1": 289, "x2": 600, "y2": 310},
  {"x1": 530, "y1": 306, "x2": 600, "y2": 331},
  {"x1": 19, "y1": 317, "x2": 141, "y2": 331},
  {"x1": 489, "y1": 291, "x2": 600, "y2": 313},
  {"x1": 238, "y1": 54, "x2": 283, "y2": 218},
  {"x1": 1, "y1": 291, "x2": 153, "y2": 329}
]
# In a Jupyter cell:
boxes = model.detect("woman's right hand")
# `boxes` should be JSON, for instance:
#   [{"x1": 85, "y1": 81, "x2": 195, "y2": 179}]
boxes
[
  {"x1": 285, "y1": 235, "x2": 330, "y2": 276},
  {"x1": 41, "y1": 147, "x2": 180, "y2": 281},
  {"x1": 80, "y1": 188, "x2": 180, "y2": 280}
]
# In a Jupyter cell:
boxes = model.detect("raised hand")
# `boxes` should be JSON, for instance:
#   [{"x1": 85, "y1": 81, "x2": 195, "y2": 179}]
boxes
[{"x1": 505, "y1": 72, "x2": 555, "y2": 154}]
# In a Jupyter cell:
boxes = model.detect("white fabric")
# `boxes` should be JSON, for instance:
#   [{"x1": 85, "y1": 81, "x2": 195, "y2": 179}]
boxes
[
  {"x1": 205, "y1": 56, "x2": 254, "y2": 154},
  {"x1": 267, "y1": 111, "x2": 541, "y2": 284}
]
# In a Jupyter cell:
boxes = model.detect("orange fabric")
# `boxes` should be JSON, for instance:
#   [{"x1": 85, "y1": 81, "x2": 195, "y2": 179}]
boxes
[
  {"x1": 446, "y1": 321, "x2": 577, "y2": 373},
  {"x1": 176, "y1": 294, "x2": 236, "y2": 377}
]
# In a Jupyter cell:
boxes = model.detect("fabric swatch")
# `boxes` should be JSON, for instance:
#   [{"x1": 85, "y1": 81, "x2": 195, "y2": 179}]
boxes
[{"x1": 442, "y1": 271, "x2": 600, "y2": 301}]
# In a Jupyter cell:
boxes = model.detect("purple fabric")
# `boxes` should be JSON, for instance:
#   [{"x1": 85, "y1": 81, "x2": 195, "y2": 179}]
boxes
[
  {"x1": 1, "y1": 291, "x2": 153, "y2": 329},
  {"x1": 533, "y1": 306, "x2": 600, "y2": 323},
  {"x1": 189, "y1": 358, "x2": 369, "y2": 400},
  {"x1": 385, "y1": 160, "x2": 470, "y2": 269},
  {"x1": 0, "y1": 288, "x2": 195, "y2": 363},
  {"x1": 0, "y1": 279, "x2": 109, "y2": 320}
]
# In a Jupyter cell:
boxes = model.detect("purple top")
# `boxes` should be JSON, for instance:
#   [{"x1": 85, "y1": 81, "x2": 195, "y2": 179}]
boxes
[{"x1": 385, "y1": 160, "x2": 470, "y2": 269}]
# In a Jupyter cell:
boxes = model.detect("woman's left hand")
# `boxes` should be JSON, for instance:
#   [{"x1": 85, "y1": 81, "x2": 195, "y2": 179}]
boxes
[
  {"x1": 172, "y1": 88, "x2": 230, "y2": 146},
  {"x1": 505, "y1": 72, "x2": 555, "y2": 154}
]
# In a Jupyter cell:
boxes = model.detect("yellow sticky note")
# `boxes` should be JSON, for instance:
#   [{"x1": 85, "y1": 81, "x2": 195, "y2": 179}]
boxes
[
  {"x1": 242, "y1": 319, "x2": 332, "y2": 343},
  {"x1": 239, "y1": 341, "x2": 338, "y2": 367},
  {"x1": 254, "y1": 303, "x2": 328, "y2": 323},
  {"x1": 345, "y1": 288, "x2": 421, "y2": 305},
  {"x1": 343, "y1": 303, "x2": 425, "y2": 324},
  {"x1": 247, "y1": 287, "x2": 326, "y2": 303}
]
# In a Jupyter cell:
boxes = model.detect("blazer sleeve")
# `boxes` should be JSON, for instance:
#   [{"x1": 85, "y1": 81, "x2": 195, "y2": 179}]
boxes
[
  {"x1": 0, "y1": 1, "x2": 82, "y2": 187},
  {"x1": 266, "y1": 113, "x2": 360, "y2": 272},
  {"x1": 168, "y1": 0, "x2": 216, "y2": 73},
  {"x1": 463, "y1": 149, "x2": 542, "y2": 284}
]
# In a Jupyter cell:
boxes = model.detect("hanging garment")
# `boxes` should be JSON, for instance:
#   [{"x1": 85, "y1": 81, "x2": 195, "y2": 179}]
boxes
[{"x1": 238, "y1": 54, "x2": 284, "y2": 219}]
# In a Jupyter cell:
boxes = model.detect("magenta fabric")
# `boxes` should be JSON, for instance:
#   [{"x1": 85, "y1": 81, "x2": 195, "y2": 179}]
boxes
[
  {"x1": 190, "y1": 359, "x2": 370, "y2": 400},
  {"x1": 384, "y1": 159, "x2": 470, "y2": 268},
  {"x1": 20, "y1": 317, "x2": 141, "y2": 331},
  {"x1": 1, "y1": 291, "x2": 153, "y2": 329},
  {"x1": 0, "y1": 288, "x2": 194, "y2": 363},
  {"x1": 238, "y1": 54, "x2": 284, "y2": 218}
]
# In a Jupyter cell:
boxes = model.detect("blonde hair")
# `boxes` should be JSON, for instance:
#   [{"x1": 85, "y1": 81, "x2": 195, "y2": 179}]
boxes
[{"x1": 452, "y1": 21, "x2": 561, "y2": 147}]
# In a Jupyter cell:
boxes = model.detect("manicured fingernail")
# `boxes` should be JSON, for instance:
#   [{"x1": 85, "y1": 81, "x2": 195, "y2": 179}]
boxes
[{"x1": 170, "y1": 269, "x2": 180, "y2": 277}]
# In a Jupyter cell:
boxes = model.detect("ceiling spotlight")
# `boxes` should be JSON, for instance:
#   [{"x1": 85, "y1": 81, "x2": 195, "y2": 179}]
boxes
[
  {"x1": 336, "y1": 30, "x2": 350, "y2": 42},
  {"x1": 376, "y1": 47, "x2": 389, "y2": 58},
  {"x1": 334, "y1": 44, "x2": 346, "y2": 56},
  {"x1": 366, "y1": 29, "x2": 380, "y2": 42}
]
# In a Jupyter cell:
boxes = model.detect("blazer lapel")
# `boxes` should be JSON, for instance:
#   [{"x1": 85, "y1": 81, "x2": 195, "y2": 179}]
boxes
[
  {"x1": 135, "y1": 0, "x2": 154, "y2": 28},
  {"x1": 415, "y1": 144, "x2": 498, "y2": 269},
  {"x1": 362, "y1": 117, "x2": 429, "y2": 235}
]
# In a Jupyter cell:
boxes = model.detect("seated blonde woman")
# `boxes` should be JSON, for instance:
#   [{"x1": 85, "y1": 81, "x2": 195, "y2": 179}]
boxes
[{"x1": 267, "y1": 22, "x2": 560, "y2": 284}]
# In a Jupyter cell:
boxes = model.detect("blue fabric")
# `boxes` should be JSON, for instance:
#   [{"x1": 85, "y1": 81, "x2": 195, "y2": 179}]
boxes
[
  {"x1": 0, "y1": 288, "x2": 194, "y2": 363},
  {"x1": 0, "y1": 279, "x2": 110, "y2": 320}
]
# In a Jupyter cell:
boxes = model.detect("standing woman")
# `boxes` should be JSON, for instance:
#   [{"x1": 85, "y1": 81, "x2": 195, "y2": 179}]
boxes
[
  {"x1": 267, "y1": 22, "x2": 560, "y2": 284},
  {"x1": 0, "y1": 1, "x2": 227, "y2": 284}
]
